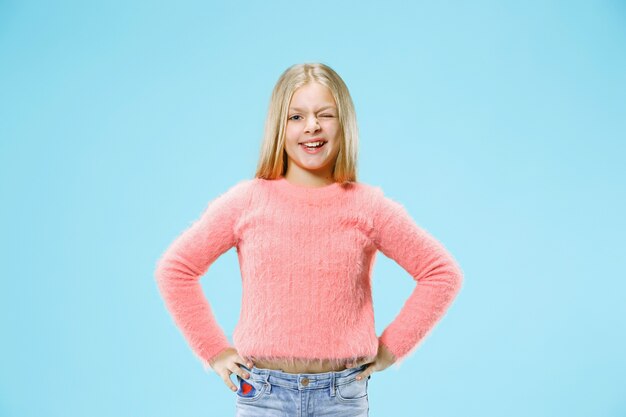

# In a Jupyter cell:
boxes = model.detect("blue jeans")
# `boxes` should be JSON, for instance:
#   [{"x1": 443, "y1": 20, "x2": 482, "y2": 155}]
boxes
[{"x1": 235, "y1": 363, "x2": 371, "y2": 417}]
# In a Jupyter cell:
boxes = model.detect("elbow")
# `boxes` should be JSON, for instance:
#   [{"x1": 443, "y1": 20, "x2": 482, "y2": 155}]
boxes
[
  {"x1": 154, "y1": 254, "x2": 174, "y2": 288},
  {"x1": 154, "y1": 259, "x2": 167, "y2": 290},
  {"x1": 153, "y1": 252, "x2": 203, "y2": 287},
  {"x1": 428, "y1": 255, "x2": 463, "y2": 295},
  {"x1": 449, "y1": 260, "x2": 464, "y2": 295}
]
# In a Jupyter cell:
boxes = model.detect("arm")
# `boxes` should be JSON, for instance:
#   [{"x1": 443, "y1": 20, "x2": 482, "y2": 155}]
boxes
[
  {"x1": 154, "y1": 180, "x2": 250, "y2": 372},
  {"x1": 372, "y1": 190, "x2": 464, "y2": 367}
]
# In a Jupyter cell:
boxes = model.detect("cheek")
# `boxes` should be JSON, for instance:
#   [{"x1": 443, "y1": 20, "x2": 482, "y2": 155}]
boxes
[
  {"x1": 285, "y1": 125, "x2": 301, "y2": 142},
  {"x1": 322, "y1": 121, "x2": 340, "y2": 135}
]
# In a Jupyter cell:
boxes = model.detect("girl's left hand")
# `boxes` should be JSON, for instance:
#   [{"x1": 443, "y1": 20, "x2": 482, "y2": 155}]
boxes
[{"x1": 351, "y1": 340, "x2": 397, "y2": 380}]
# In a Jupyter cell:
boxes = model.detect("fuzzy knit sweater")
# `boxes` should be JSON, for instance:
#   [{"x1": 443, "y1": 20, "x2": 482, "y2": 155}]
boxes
[{"x1": 154, "y1": 176, "x2": 463, "y2": 372}]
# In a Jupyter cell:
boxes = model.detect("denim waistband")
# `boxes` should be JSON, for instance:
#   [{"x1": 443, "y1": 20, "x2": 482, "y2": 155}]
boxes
[{"x1": 240, "y1": 363, "x2": 369, "y2": 391}]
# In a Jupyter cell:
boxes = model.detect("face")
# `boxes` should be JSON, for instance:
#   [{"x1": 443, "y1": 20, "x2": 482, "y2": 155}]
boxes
[{"x1": 284, "y1": 82, "x2": 341, "y2": 182}]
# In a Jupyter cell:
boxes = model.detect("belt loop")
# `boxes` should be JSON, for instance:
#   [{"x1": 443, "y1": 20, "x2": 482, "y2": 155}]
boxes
[
  {"x1": 330, "y1": 372, "x2": 336, "y2": 397},
  {"x1": 263, "y1": 372, "x2": 272, "y2": 394}
]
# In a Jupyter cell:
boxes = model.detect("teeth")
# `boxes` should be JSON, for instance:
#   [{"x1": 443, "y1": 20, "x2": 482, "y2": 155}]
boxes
[{"x1": 303, "y1": 141, "x2": 324, "y2": 147}]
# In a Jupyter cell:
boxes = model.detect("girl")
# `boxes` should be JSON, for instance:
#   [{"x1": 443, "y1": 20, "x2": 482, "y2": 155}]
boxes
[{"x1": 155, "y1": 62, "x2": 464, "y2": 416}]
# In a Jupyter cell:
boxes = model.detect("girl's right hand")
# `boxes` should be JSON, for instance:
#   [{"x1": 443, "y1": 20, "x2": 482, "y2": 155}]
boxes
[{"x1": 208, "y1": 347, "x2": 255, "y2": 392}]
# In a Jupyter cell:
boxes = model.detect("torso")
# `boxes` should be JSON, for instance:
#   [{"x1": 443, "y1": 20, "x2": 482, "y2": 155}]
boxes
[{"x1": 252, "y1": 358, "x2": 349, "y2": 374}]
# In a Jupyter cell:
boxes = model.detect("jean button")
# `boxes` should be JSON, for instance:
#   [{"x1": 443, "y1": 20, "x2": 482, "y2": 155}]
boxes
[{"x1": 301, "y1": 377, "x2": 309, "y2": 386}]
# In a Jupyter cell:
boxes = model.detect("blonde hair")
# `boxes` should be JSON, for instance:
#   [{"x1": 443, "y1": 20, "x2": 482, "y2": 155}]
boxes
[{"x1": 254, "y1": 63, "x2": 359, "y2": 184}]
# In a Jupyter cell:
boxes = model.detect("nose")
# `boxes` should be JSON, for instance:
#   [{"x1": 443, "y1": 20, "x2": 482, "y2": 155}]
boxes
[{"x1": 304, "y1": 117, "x2": 320, "y2": 133}]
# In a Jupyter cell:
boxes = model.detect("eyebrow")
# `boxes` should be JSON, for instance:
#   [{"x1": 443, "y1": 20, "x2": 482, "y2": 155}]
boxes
[{"x1": 288, "y1": 105, "x2": 337, "y2": 112}]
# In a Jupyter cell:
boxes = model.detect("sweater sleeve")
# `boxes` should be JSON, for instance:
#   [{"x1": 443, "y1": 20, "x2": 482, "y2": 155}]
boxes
[
  {"x1": 154, "y1": 180, "x2": 250, "y2": 372},
  {"x1": 372, "y1": 189, "x2": 464, "y2": 368}
]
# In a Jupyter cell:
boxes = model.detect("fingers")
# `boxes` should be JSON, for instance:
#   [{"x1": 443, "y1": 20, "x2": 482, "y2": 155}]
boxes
[
  {"x1": 239, "y1": 355, "x2": 254, "y2": 370},
  {"x1": 356, "y1": 363, "x2": 375, "y2": 380},
  {"x1": 222, "y1": 358, "x2": 255, "y2": 393},
  {"x1": 230, "y1": 363, "x2": 250, "y2": 380},
  {"x1": 219, "y1": 364, "x2": 248, "y2": 393},
  {"x1": 212, "y1": 350, "x2": 257, "y2": 393},
  {"x1": 219, "y1": 369, "x2": 239, "y2": 392}
]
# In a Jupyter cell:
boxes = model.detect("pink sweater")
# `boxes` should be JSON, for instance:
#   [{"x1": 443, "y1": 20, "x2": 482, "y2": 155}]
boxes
[{"x1": 154, "y1": 176, "x2": 463, "y2": 372}]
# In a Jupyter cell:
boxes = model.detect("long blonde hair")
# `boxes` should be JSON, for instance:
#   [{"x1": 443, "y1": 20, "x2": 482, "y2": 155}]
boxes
[{"x1": 254, "y1": 63, "x2": 359, "y2": 184}]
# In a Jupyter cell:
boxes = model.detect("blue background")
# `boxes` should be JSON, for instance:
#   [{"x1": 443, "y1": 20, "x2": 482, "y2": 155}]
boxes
[{"x1": 1, "y1": 1, "x2": 625, "y2": 416}]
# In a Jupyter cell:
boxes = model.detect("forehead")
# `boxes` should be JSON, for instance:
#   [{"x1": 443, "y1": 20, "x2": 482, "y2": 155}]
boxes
[
  {"x1": 289, "y1": 82, "x2": 337, "y2": 110},
  {"x1": 289, "y1": 104, "x2": 336, "y2": 112}
]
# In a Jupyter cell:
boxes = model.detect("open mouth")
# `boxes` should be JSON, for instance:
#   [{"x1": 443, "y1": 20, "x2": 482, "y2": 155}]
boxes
[{"x1": 299, "y1": 140, "x2": 327, "y2": 150}]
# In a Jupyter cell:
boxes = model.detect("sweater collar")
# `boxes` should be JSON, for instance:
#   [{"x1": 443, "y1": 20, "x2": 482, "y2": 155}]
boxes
[{"x1": 270, "y1": 175, "x2": 349, "y2": 203}]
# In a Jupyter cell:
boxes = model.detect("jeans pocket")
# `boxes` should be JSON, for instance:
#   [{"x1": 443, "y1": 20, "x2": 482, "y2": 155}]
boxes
[
  {"x1": 335, "y1": 376, "x2": 368, "y2": 403},
  {"x1": 235, "y1": 375, "x2": 267, "y2": 403}
]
